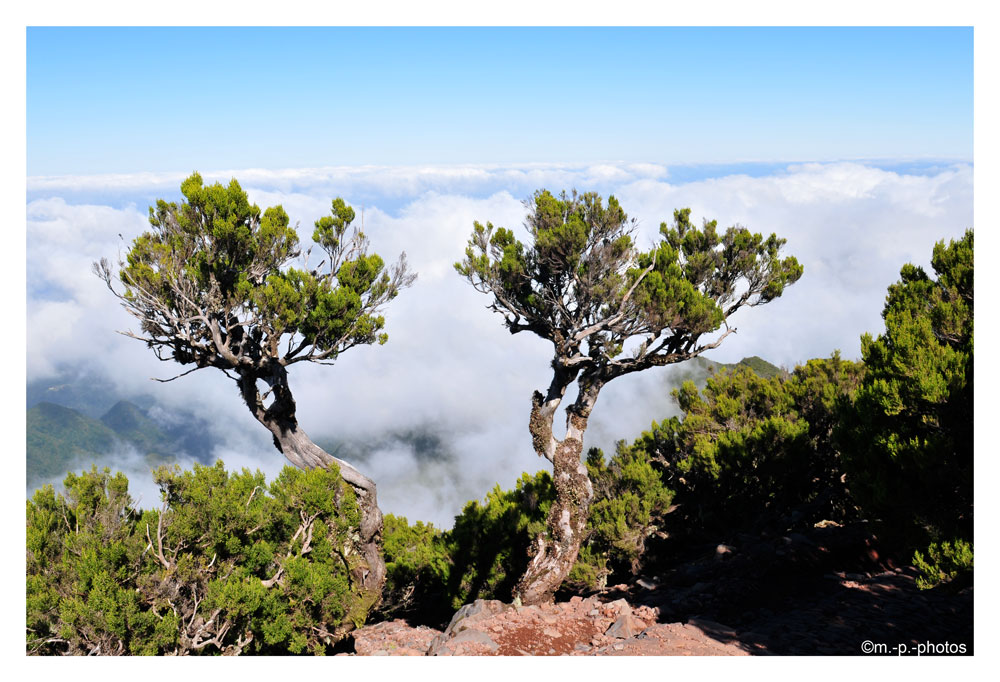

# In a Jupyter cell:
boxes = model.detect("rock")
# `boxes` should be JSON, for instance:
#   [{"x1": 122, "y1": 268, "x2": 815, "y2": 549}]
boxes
[
  {"x1": 605, "y1": 598, "x2": 631, "y2": 616},
  {"x1": 352, "y1": 620, "x2": 442, "y2": 656},
  {"x1": 452, "y1": 629, "x2": 499, "y2": 648},
  {"x1": 446, "y1": 599, "x2": 511, "y2": 634},
  {"x1": 603, "y1": 624, "x2": 749, "y2": 656},
  {"x1": 715, "y1": 544, "x2": 736, "y2": 559},
  {"x1": 425, "y1": 598, "x2": 542, "y2": 655},
  {"x1": 605, "y1": 612, "x2": 644, "y2": 639},
  {"x1": 427, "y1": 628, "x2": 499, "y2": 656},
  {"x1": 427, "y1": 598, "x2": 511, "y2": 652},
  {"x1": 542, "y1": 627, "x2": 562, "y2": 638}
]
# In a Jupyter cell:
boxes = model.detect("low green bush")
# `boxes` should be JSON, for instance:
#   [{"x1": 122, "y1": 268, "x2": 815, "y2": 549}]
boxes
[
  {"x1": 444, "y1": 471, "x2": 554, "y2": 609},
  {"x1": 840, "y1": 231, "x2": 973, "y2": 547},
  {"x1": 380, "y1": 446, "x2": 674, "y2": 605},
  {"x1": 568, "y1": 445, "x2": 673, "y2": 590},
  {"x1": 27, "y1": 462, "x2": 375, "y2": 655},
  {"x1": 380, "y1": 514, "x2": 450, "y2": 619},
  {"x1": 626, "y1": 354, "x2": 862, "y2": 531},
  {"x1": 913, "y1": 538, "x2": 973, "y2": 590}
]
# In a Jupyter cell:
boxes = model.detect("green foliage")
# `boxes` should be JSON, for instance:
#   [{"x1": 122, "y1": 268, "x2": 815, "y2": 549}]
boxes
[
  {"x1": 380, "y1": 456, "x2": 674, "y2": 605},
  {"x1": 455, "y1": 193, "x2": 802, "y2": 378},
  {"x1": 444, "y1": 472, "x2": 555, "y2": 609},
  {"x1": 27, "y1": 463, "x2": 375, "y2": 655},
  {"x1": 841, "y1": 230, "x2": 973, "y2": 543},
  {"x1": 455, "y1": 190, "x2": 633, "y2": 327},
  {"x1": 99, "y1": 172, "x2": 410, "y2": 373},
  {"x1": 568, "y1": 446, "x2": 674, "y2": 590},
  {"x1": 629, "y1": 354, "x2": 863, "y2": 529},
  {"x1": 913, "y1": 538, "x2": 973, "y2": 590},
  {"x1": 380, "y1": 514, "x2": 451, "y2": 619}
]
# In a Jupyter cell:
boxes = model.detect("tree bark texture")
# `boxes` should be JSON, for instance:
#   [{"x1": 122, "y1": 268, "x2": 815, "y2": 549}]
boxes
[
  {"x1": 515, "y1": 376, "x2": 600, "y2": 605},
  {"x1": 237, "y1": 368, "x2": 386, "y2": 601}
]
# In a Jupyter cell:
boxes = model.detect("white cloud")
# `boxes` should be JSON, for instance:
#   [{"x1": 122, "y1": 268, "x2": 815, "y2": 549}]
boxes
[
  {"x1": 26, "y1": 161, "x2": 974, "y2": 527},
  {"x1": 28, "y1": 161, "x2": 670, "y2": 205},
  {"x1": 613, "y1": 162, "x2": 972, "y2": 364}
]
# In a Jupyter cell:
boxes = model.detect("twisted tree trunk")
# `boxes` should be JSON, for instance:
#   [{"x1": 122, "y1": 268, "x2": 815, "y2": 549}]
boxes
[
  {"x1": 515, "y1": 373, "x2": 601, "y2": 605},
  {"x1": 237, "y1": 367, "x2": 386, "y2": 600}
]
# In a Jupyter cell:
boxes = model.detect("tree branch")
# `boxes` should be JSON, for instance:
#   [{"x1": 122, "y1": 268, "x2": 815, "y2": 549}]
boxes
[{"x1": 151, "y1": 366, "x2": 205, "y2": 383}]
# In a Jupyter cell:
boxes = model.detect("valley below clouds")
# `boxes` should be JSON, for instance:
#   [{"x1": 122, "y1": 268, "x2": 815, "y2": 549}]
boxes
[{"x1": 25, "y1": 160, "x2": 973, "y2": 527}]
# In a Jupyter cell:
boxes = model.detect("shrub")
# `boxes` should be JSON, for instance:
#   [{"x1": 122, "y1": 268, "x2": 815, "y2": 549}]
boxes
[
  {"x1": 626, "y1": 354, "x2": 861, "y2": 531},
  {"x1": 913, "y1": 538, "x2": 973, "y2": 590},
  {"x1": 380, "y1": 514, "x2": 450, "y2": 620},
  {"x1": 383, "y1": 453, "x2": 674, "y2": 604},
  {"x1": 841, "y1": 231, "x2": 973, "y2": 546},
  {"x1": 568, "y1": 445, "x2": 673, "y2": 590},
  {"x1": 444, "y1": 471, "x2": 554, "y2": 609},
  {"x1": 27, "y1": 462, "x2": 375, "y2": 655}
]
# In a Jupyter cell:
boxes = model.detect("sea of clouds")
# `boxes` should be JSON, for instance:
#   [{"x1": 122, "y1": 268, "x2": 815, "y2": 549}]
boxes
[{"x1": 25, "y1": 161, "x2": 973, "y2": 526}]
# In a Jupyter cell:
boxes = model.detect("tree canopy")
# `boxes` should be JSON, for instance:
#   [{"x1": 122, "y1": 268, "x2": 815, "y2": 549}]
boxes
[
  {"x1": 456, "y1": 191, "x2": 803, "y2": 386},
  {"x1": 95, "y1": 173, "x2": 414, "y2": 377},
  {"x1": 455, "y1": 190, "x2": 802, "y2": 603}
]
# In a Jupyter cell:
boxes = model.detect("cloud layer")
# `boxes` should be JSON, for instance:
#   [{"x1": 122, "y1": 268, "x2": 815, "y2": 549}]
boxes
[{"x1": 26, "y1": 161, "x2": 973, "y2": 526}]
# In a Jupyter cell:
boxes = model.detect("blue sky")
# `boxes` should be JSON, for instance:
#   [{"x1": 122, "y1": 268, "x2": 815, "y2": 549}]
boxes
[
  {"x1": 27, "y1": 27, "x2": 972, "y2": 176},
  {"x1": 22, "y1": 24, "x2": 981, "y2": 523}
]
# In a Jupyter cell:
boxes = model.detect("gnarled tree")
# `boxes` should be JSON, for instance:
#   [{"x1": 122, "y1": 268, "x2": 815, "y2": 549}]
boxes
[
  {"x1": 456, "y1": 190, "x2": 801, "y2": 604},
  {"x1": 95, "y1": 173, "x2": 415, "y2": 609}
]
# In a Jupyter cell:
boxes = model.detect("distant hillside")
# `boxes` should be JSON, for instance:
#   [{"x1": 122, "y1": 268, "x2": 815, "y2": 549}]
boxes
[
  {"x1": 27, "y1": 374, "x2": 156, "y2": 420},
  {"x1": 698, "y1": 355, "x2": 786, "y2": 381},
  {"x1": 27, "y1": 402, "x2": 121, "y2": 483},
  {"x1": 100, "y1": 400, "x2": 172, "y2": 458},
  {"x1": 27, "y1": 397, "x2": 215, "y2": 490}
]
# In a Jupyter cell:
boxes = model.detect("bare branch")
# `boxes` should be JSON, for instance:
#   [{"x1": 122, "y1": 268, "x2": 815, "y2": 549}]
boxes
[
  {"x1": 261, "y1": 565, "x2": 284, "y2": 589},
  {"x1": 245, "y1": 486, "x2": 263, "y2": 509},
  {"x1": 151, "y1": 366, "x2": 204, "y2": 383}
]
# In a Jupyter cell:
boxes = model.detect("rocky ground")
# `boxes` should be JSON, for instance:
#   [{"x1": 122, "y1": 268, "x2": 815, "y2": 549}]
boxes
[
  {"x1": 345, "y1": 522, "x2": 973, "y2": 656},
  {"x1": 352, "y1": 596, "x2": 747, "y2": 656}
]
